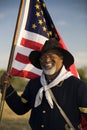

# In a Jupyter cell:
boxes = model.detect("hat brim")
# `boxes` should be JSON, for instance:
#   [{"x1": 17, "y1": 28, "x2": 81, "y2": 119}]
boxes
[
  {"x1": 29, "y1": 51, "x2": 41, "y2": 69},
  {"x1": 29, "y1": 47, "x2": 74, "y2": 69}
]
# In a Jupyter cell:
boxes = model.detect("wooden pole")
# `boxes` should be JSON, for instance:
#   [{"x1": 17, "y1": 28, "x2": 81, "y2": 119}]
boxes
[{"x1": 0, "y1": 0, "x2": 25, "y2": 121}]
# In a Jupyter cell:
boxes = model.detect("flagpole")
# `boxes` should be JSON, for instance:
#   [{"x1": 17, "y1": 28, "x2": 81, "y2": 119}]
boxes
[{"x1": 0, "y1": 0, "x2": 25, "y2": 121}]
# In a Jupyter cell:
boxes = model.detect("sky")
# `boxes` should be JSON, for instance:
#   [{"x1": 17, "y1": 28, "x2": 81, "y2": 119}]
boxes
[{"x1": 0, "y1": 0, "x2": 87, "y2": 70}]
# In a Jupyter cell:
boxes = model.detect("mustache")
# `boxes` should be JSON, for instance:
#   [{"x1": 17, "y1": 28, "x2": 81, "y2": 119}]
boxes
[{"x1": 41, "y1": 60, "x2": 55, "y2": 68}]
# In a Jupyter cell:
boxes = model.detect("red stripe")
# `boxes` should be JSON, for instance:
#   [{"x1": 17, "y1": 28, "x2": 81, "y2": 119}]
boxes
[
  {"x1": 15, "y1": 53, "x2": 30, "y2": 64},
  {"x1": 55, "y1": 29, "x2": 68, "y2": 50},
  {"x1": 20, "y1": 38, "x2": 43, "y2": 51},
  {"x1": 11, "y1": 68, "x2": 40, "y2": 79}
]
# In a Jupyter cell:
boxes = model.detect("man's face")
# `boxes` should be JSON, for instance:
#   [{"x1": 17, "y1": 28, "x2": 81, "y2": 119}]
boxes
[{"x1": 40, "y1": 51, "x2": 63, "y2": 75}]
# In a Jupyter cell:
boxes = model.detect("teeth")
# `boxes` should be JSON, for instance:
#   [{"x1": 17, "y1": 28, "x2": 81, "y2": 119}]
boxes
[
  {"x1": 46, "y1": 63, "x2": 52, "y2": 66},
  {"x1": 46, "y1": 63, "x2": 51, "y2": 66},
  {"x1": 41, "y1": 61, "x2": 55, "y2": 70}
]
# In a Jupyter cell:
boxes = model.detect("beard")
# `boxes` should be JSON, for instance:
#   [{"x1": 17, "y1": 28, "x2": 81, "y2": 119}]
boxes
[{"x1": 41, "y1": 61, "x2": 57, "y2": 75}]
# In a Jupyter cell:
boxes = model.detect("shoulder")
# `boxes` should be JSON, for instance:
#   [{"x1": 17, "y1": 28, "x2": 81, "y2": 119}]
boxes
[
  {"x1": 66, "y1": 76, "x2": 86, "y2": 85},
  {"x1": 65, "y1": 76, "x2": 87, "y2": 91}
]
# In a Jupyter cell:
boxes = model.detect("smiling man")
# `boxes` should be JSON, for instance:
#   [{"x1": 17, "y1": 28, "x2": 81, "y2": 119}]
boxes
[
  {"x1": 40, "y1": 50, "x2": 63, "y2": 76},
  {"x1": 0, "y1": 38, "x2": 87, "y2": 130}
]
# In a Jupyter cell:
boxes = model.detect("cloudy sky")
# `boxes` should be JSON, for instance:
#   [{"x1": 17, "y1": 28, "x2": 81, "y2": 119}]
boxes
[{"x1": 0, "y1": 0, "x2": 87, "y2": 70}]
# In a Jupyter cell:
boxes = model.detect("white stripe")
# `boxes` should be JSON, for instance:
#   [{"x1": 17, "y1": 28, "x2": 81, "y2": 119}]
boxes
[
  {"x1": 17, "y1": 0, "x2": 30, "y2": 46},
  {"x1": 12, "y1": 60, "x2": 42, "y2": 75},
  {"x1": 14, "y1": 45, "x2": 32, "y2": 56},
  {"x1": 23, "y1": 30, "x2": 48, "y2": 44}
]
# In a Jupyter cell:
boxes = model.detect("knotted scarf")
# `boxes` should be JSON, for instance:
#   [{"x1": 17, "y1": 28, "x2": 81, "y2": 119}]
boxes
[{"x1": 34, "y1": 66, "x2": 73, "y2": 108}]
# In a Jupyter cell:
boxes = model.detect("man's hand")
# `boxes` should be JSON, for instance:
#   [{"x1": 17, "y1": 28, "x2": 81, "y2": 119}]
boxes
[{"x1": 0, "y1": 72, "x2": 11, "y2": 93}]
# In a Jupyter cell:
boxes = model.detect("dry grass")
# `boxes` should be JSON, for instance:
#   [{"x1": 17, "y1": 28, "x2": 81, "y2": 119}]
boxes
[{"x1": 0, "y1": 93, "x2": 31, "y2": 130}]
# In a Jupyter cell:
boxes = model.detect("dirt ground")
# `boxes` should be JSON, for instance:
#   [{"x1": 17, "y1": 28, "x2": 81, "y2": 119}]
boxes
[{"x1": 0, "y1": 102, "x2": 31, "y2": 130}]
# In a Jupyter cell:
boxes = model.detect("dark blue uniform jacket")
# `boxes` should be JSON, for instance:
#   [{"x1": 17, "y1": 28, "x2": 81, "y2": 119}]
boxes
[{"x1": 5, "y1": 76, "x2": 87, "y2": 130}]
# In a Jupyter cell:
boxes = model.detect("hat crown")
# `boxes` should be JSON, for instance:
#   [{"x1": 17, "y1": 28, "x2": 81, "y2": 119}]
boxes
[{"x1": 41, "y1": 38, "x2": 60, "y2": 54}]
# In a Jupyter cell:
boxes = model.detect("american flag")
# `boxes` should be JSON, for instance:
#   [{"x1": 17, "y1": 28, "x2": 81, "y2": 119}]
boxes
[{"x1": 11, "y1": 0, "x2": 78, "y2": 79}]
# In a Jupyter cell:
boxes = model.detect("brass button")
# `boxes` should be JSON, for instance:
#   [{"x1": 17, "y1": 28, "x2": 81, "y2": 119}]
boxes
[
  {"x1": 42, "y1": 110, "x2": 46, "y2": 113},
  {"x1": 41, "y1": 124, "x2": 44, "y2": 128}
]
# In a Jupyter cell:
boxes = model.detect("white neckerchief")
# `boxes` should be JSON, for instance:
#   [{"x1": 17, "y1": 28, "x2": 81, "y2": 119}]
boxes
[{"x1": 34, "y1": 66, "x2": 73, "y2": 108}]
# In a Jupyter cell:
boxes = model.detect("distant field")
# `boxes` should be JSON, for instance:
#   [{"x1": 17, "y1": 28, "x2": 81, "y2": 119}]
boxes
[{"x1": 0, "y1": 93, "x2": 31, "y2": 130}]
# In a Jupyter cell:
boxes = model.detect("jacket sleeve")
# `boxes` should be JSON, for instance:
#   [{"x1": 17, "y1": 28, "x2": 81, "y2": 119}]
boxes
[
  {"x1": 5, "y1": 84, "x2": 31, "y2": 115},
  {"x1": 77, "y1": 81, "x2": 87, "y2": 120}
]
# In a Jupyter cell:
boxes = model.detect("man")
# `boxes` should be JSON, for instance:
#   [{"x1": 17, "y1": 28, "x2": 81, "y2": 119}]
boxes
[{"x1": 0, "y1": 38, "x2": 87, "y2": 130}]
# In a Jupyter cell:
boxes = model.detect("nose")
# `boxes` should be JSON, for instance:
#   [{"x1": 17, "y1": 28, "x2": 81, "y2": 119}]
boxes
[
  {"x1": 40, "y1": 55, "x2": 51, "y2": 64},
  {"x1": 45, "y1": 56, "x2": 51, "y2": 62}
]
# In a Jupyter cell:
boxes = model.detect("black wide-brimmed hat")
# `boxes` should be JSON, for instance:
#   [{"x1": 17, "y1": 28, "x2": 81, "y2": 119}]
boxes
[{"x1": 29, "y1": 38, "x2": 74, "y2": 69}]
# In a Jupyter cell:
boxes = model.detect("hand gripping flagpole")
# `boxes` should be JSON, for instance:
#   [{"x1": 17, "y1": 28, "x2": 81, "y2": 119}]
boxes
[{"x1": 0, "y1": 0, "x2": 25, "y2": 121}]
